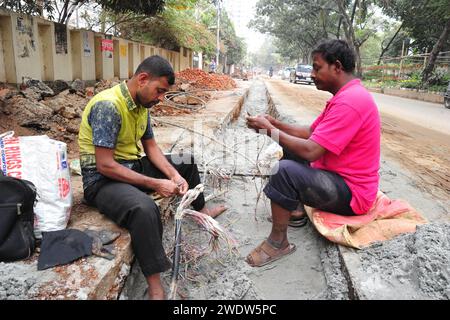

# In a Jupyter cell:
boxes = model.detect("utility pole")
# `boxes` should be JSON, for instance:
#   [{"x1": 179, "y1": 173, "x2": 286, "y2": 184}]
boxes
[{"x1": 216, "y1": 0, "x2": 221, "y2": 70}]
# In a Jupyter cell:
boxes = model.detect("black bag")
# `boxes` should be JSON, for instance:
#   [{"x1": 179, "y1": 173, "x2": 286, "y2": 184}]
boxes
[{"x1": 0, "y1": 174, "x2": 37, "y2": 262}]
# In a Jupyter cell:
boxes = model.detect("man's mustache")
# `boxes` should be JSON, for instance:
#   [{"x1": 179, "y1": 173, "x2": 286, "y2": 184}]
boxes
[{"x1": 144, "y1": 100, "x2": 160, "y2": 108}]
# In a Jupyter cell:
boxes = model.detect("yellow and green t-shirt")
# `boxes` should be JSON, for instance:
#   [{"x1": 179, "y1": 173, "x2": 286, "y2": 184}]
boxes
[{"x1": 78, "y1": 81, "x2": 153, "y2": 189}]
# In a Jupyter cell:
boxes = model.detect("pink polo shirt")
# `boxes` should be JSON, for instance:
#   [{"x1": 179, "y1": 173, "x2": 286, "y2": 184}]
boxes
[{"x1": 310, "y1": 79, "x2": 380, "y2": 214}]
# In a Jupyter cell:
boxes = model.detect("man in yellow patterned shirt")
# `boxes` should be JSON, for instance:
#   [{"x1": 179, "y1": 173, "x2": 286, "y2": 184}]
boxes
[{"x1": 79, "y1": 56, "x2": 226, "y2": 300}]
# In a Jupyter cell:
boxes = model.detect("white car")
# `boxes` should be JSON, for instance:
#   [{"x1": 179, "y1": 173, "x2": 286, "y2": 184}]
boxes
[
  {"x1": 281, "y1": 67, "x2": 294, "y2": 80},
  {"x1": 290, "y1": 64, "x2": 314, "y2": 84}
]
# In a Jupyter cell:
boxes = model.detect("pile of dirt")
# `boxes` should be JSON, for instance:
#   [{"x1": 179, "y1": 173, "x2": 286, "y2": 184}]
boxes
[
  {"x1": 175, "y1": 69, "x2": 237, "y2": 91},
  {"x1": 359, "y1": 223, "x2": 450, "y2": 299},
  {"x1": 93, "y1": 78, "x2": 121, "y2": 94},
  {"x1": 149, "y1": 104, "x2": 192, "y2": 117},
  {"x1": 0, "y1": 80, "x2": 91, "y2": 157}
]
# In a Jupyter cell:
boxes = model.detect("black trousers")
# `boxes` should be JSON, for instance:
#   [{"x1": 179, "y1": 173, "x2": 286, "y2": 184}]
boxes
[
  {"x1": 264, "y1": 148, "x2": 356, "y2": 216},
  {"x1": 84, "y1": 155, "x2": 205, "y2": 277}
]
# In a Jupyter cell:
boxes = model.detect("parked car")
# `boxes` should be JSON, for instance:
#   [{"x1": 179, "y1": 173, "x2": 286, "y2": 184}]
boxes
[
  {"x1": 445, "y1": 82, "x2": 450, "y2": 109},
  {"x1": 281, "y1": 67, "x2": 295, "y2": 80},
  {"x1": 290, "y1": 64, "x2": 314, "y2": 84}
]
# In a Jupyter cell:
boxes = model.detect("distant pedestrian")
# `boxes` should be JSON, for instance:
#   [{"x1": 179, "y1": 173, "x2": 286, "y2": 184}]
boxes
[{"x1": 209, "y1": 60, "x2": 217, "y2": 73}]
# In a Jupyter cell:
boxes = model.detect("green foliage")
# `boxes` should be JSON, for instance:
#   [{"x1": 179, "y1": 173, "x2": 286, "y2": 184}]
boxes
[
  {"x1": 250, "y1": 0, "x2": 381, "y2": 75},
  {"x1": 118, "y1": 0, "x2": 246, "y2": 65},
  {"x1": 0, "y1": 0, "x2": 55, "y2": 19},
  {"x1": 1, "y1": 0, "x2": 166, "y2": 24},
  {"x1": 362, "y1": 68, "x2": 449, "y2": 92},
  {"x1": 426, "y1": 69, "x2": 450, "y2": 86},
  {"x1": 377, "y1": 0, "x2": 450, "y2": 52},
  {"x1": 119, "y1": 7, "x2": 216, "y2": 54},
  {"x1": 98, "y1": 0, "x2": 165, "y2": 15}
]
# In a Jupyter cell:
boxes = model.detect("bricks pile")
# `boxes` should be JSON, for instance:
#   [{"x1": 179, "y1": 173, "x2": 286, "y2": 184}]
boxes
[{"x1": 175, "y1": 69, "x2": 237, "y2": 90}]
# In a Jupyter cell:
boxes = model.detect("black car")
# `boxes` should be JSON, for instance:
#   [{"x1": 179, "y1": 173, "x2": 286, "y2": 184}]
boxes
[
  {"x1": 445, "y1": 82, "x2": 450, "y2": 109},
  {"x1": 290, "y1": 64, "x2": 314, "y2": 84}
]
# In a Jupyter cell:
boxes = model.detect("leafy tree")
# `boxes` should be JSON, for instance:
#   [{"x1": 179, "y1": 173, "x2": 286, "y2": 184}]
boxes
[
  {"x1": 251, "y1": 0, "x2": 380, "y2": 77},
  {"x1": 377, "y1": 0, "x2": 450, "y2": 84},
  {"x1": 0, "y1": 0, "x2": 55, "y2": 19},
  {"x1": 250, "y1": 0, "x2": 340, "y2": 62},
  {"x1": 1, "y1": 0, "x2": 166, "y2": 24},
  {"x1": 120, "y1": 3, "x2": 217, "y2": 54}
]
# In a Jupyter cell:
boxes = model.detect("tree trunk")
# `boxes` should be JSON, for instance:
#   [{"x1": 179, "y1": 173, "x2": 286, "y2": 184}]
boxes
[
  {"x1": 421, "y1": 17, "x2": 450, "y2": 85},
  {"x1": 378, "y1": 23, "x2": 403, "y2": 65},
  {"x1": 355, "y1": 45, "x2": 362, "y2": 78},
  {"x1": 336, "y1": 0, "x2": 362, "y2": 77}
]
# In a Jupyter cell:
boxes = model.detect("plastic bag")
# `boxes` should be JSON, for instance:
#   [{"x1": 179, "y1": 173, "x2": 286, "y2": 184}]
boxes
[{"x1": 0, "y1": 134, "x2": 72, "y2": 238}]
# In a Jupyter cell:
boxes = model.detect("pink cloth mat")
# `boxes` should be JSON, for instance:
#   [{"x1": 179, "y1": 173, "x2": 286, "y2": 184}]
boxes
[{"x1": 306, "y1": 191, "x2": 428, "y2": 249}]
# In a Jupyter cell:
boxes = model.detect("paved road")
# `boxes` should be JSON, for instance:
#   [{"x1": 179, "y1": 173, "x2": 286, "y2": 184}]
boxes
[{"x1": 291, "y1": 81, "x2": 450, "y2": 136}]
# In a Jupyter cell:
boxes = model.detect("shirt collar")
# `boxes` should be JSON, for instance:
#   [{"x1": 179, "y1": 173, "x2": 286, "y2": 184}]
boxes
[{"x1": 120, "y1": 81, "x2": 141, "y2": 111}]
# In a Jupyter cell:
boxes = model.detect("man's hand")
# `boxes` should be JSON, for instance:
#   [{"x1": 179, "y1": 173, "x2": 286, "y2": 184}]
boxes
[
  {"x1": 171, "y1": 175, "x2": 188, "y2": 195},
  {"x1": 263, "y1": 114, "x2": 277, "y2": 125},
  {"x1": 246, "y1": 114, "x2": 275, "y2": 131},
  {"x1": 155, "y1": 179, "x2": 180, "y2": 197}
]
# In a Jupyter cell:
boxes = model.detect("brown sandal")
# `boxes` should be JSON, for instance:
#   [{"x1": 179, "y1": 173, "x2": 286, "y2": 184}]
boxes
[{"x1": 245, "y1": 240, "x2": 296, "y2": 267}]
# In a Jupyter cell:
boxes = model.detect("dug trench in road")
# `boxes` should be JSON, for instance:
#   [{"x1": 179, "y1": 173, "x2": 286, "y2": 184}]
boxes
[
  {"x1": 264, "y1": 78, "x2": 450, "y2": 299},
  {"x1": 120, "y1": 79, "x2": 352, "y2": 300}
]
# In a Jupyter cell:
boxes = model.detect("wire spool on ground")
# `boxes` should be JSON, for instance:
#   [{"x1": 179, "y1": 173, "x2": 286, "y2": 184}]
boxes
[{"x1": 164, "y1": 91, "x2": 208, "y2": 112}]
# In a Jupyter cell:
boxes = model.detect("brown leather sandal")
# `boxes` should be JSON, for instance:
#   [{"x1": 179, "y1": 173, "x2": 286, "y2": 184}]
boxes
[{"x1": 245, "y1": 240, "x2": 296, "y2": 267}]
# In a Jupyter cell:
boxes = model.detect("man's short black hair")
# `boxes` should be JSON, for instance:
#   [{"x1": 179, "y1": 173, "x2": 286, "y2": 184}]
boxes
[
  {"x1": 134, "y1": 55, "x2": 175, "y2": 85},
  {"x1": 312, "y1": 40, "x2": 356, "y2": 73}
]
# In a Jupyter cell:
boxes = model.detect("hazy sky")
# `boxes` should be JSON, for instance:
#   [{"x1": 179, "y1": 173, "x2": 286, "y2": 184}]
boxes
[{"x1": 223, "y1": 0, "x2": 266, "y2": 53}]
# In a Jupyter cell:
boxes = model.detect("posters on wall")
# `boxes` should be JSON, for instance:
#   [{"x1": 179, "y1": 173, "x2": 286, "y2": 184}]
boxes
[
  {"x1": 101, "y1": 35, "x2": 113, "y2": 59},
  {"x1": 120, "y1": 44, "x2": 127, "y2": 58},
  {"x1": 16, "y1": 17, "x2": 35, "y2": 58},
  {"x1": 83, "y1": 31, "x2": 91, "y2": 57},
  {"x1": 54, "y1": 23, "x2": 68, "y2": 54}
]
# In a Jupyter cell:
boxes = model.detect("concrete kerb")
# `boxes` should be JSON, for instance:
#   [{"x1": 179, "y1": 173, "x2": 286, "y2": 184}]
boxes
[{"x1": 368, "y1": 87, "x2": 445, "y2": 104}]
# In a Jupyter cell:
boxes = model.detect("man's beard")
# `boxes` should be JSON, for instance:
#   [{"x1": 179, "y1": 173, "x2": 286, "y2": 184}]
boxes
[{"x1": 136, "y1": 91, "x2": 159, "y2": 109}]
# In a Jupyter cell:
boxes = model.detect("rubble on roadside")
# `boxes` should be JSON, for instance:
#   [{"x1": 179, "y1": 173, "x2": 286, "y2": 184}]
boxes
[
  {"x1": 0, "y1": 71, "x2": 236, "y2": 153},
  {"x1": 175, "y1": 68, "x2": 237, "y2": 91},
  {"x1": 0, "y1": 81, "x2": 88, "y2": 154}
]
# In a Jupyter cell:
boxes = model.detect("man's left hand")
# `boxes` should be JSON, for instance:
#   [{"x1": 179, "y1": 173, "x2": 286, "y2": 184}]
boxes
[
  {"x1": 172, "y1": 175, "x2": 188, "y2": 195},
  {"x1": 246, "y1": 115, "x2": 275, "y2": 131}
]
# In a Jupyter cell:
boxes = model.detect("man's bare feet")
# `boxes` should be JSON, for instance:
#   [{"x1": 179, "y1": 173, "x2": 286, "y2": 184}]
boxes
[
  {"x1": 146, "y1": 273, "x2": 166, "y2": 300},
  {"x1": 200, "y1": 204, "x2": 228, "y2": 219},
  {"x1": 148, "y1": 289, "x2": 165, "y2": 300}
]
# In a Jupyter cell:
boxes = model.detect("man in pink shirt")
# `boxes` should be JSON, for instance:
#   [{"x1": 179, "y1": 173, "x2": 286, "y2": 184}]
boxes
[{"x1": 245, "y1": 40, "x2": 380, "y2": 267}]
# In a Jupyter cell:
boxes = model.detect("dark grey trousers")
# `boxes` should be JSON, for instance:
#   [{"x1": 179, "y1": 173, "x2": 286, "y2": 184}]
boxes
[
  {"x1": 263, "y1": 148, "x2": 356, "y2": 216},
  {"x1": 84, "y1": 155, "x2": 204, "y2": 277}
]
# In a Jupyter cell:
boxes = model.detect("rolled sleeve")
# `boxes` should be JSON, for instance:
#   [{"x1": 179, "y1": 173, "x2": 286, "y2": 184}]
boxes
[
  {"x1": 88, "y1": 101, "x2": 121, "y2": 149},
  {"x1": 141, "y1": 114, "x2": 154, "y2": 140}
]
